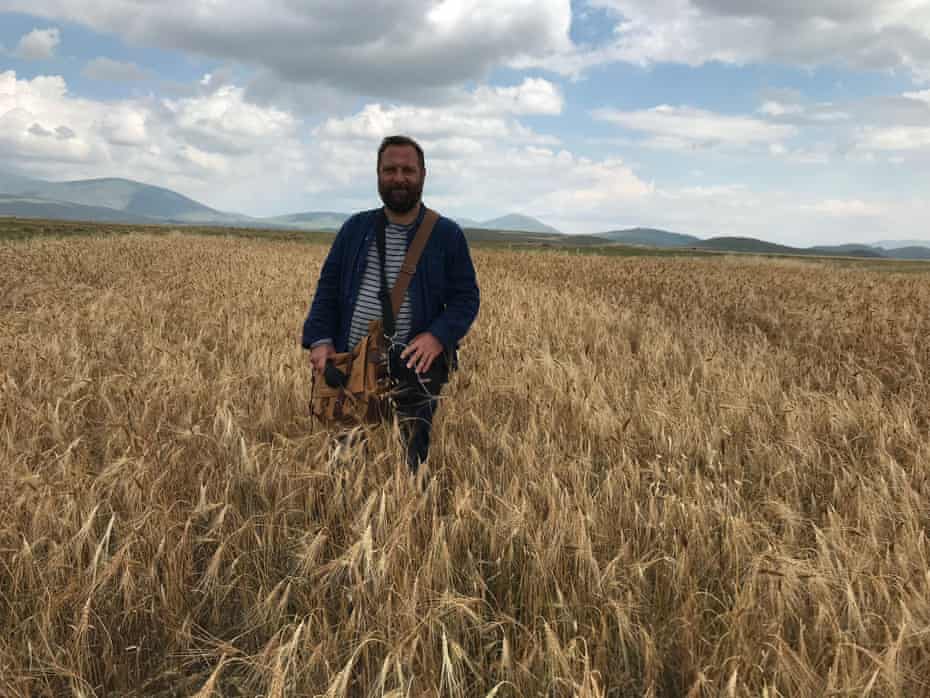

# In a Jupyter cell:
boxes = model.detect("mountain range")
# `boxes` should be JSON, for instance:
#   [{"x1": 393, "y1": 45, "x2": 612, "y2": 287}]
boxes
[
  {"x1": 0, "y1": 172, "x2": 562, "y2": 235},
  {"x1": 1, "y1": 172, "x2": 929, "y2": 259},
  {"x1": 595, "y1": 228, "x2": 930, "y2": 259}
]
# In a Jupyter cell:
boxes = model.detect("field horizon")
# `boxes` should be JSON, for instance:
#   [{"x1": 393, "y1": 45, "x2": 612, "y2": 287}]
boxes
[{"x1": 2, "y1": 231, "x2": 929, "y2": 696}]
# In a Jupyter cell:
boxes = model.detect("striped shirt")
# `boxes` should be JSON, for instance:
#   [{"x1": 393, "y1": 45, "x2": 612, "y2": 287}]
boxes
[{"x1": 347, "y1": 221, "x2": 414, "y2": 349}]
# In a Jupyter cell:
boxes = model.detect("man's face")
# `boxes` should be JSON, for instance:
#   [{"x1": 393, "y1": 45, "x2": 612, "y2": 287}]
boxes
[{"x1": 378, "y1": 145, "x2": 425, "y2": 214}]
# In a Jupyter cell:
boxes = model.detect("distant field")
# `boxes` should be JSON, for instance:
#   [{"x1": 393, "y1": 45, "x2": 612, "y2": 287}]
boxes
[
  {"x1": 4, "y1": 216, "x2": 930, "y2": 273},
  {"x1": 2, "y1": 230, "x2": 929, "y2": 696},
  {"x1": 0, "y1": 216, "x2": 336, "y2": 245}
]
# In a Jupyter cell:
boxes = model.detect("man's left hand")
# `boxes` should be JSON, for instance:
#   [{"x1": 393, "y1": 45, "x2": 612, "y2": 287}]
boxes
[{"x1": 400, "y1": 332, "x2": 443, "y2": 374}]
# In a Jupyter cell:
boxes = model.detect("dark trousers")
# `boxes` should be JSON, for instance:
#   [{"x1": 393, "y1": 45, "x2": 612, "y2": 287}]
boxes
[
  {"x1": 387, "y1": 344, "x2": 452, "y2": 473},
  {"x1": 329, "y1": 351, "x2": 451, "y2": 474},
  {"x1": 329, "y1": 375, "x2": 445, "y2": 473},
  {"x1": 393, "y1": 374, "x2": 444, "y2": 473}
]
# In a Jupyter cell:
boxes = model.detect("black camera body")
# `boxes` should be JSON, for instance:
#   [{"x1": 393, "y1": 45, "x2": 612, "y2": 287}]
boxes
[{"x1": 387, "y1": 345, "x2": 449, "y2": 396}]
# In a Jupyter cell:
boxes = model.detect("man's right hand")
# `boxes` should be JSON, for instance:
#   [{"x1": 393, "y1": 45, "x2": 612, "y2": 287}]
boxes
[{"x1": 310, "y1": 342, "x2": 336, "y2": 373}]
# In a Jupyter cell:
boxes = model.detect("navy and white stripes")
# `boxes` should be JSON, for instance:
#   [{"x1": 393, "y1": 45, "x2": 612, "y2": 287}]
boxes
[{"x1": 346, "y1": 221, "x2": 414, "y2": 349}]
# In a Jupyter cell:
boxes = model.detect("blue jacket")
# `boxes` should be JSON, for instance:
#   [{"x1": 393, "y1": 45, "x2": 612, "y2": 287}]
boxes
[{"x1": 301, "y1": 205, "x2": 480, "y2": 355}]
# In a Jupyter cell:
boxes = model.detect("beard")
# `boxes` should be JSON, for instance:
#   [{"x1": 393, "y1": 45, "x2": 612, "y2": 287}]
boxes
[{"x1": 378, "y1": 177, "x2": 424, "y2": 214}]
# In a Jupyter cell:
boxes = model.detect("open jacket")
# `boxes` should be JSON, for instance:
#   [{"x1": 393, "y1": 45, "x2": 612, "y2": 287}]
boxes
[{"x1": 301, "y1": 205, "x2": 480, "y2": 357}]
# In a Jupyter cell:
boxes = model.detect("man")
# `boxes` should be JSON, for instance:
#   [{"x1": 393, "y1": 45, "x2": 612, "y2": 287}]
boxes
[{"x1": 301, "y1": 135, "x2": 480, "y2": 472}]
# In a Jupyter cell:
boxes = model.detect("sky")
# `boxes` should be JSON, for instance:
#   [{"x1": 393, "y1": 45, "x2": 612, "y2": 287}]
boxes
[{"x1": 1, "y1": 0, "x2": 930, "y2": 245}]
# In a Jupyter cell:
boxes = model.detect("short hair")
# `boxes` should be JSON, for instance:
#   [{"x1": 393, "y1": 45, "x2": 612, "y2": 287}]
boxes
[{"x1": 377, "y1": 135, "x2": 425, "y2": 171}]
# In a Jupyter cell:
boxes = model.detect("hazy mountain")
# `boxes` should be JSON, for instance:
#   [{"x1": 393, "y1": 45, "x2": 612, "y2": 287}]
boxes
[
  {"x1": 595, "y1": 228, "x2": 701, "y2": 247},
  {"x1": 12, "y1": 177, "x2": 253, "y2": 224},
  {"x1": 478, "y1": 214, "x2": 561, "y2": 235},
  {"x1": 260, "y1": 211, "x2": 562, "y2": 234},
  {"x1": 694, "y1": 237, "x2": 799, "y2": 254},
  {"x1": 0, "y1": 194, "x2": 164, "y2": 224},
  {"x1": 596, "y1": 230, "x2": 887, "y2": 259},
  {"x1": 258, "y1": 211, "x2": 349, "y2": 230},
  {"x1": 872, "y1": 239, "x2": 930, "y2": 250},
  {"x1": 0, "y1": 171, "x2": 42, "y2": 192},
  {"x1": 692, "y1": 238, "x2": 886, "y2": 258},
  {"x1": 809, "y1": 244, "x2": 884, "y2": 258},
  {"x1": 1, "y1": 171, "x2": 928, "y2": 260},
  {"x1": 884, "y1": 246, "x2": 930, "y2": 260},
  {"x1": 0, "y1": 172, "x2": 570, "y2": 235},
  {"x1": 0, "y1": 173, "x2": 254, "y2": 225}
]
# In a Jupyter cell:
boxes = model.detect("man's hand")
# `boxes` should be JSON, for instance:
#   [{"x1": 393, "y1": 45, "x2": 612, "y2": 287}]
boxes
[
  {"x1": 310, "y1": 342, "x2": 336, "y2": 373},
  {"x1": 400, "y1": 332, "x2": 443, "y2": 374}
]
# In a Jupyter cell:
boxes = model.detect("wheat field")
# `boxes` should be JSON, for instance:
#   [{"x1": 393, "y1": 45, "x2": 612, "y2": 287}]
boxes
[{"x1": 2, "y1": 232, "x2": 929, "y2": 697}]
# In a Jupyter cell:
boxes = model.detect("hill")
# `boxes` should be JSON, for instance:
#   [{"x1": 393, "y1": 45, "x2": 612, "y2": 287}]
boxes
[
  {"x1": 883, "y1": 246, "x2": 930, "y2": 260},
  {"x1": 0, "y1": 172, "x2": 568, "y2": 234},
  {"x1": 8, "y1": 177, "x2": 254, "y2": 224},
  {"x1": 0, "y1": 173, "x2": 255, "y2": 225},
  {"x1": 258, "y1": 212, "x2": 348, "y2": 230},
  {"x1": 596, "y1": 228, "x2": 701, "y2": 247},
  {"x1": 0, "y1": 171, "x2": 42, "y2": 193},
  {"x1": 0, "y1": 194, "x2": 164, "y2": 225},
  {"x1": 461, "y1": 227, "x2": 608, "y2": 246},
  {"x1": 254, "y1": 212, "x2": 559, "y2": 235},
  {"x1": 693, "y1": 237, "x2": 886, "y2": 259},
  {"x1": 1, "y1": 171, "x2": 927, "y2": 258},
  {"x1": 479, "y1": 214, "x2": 561, "y2": 235},
  {"x1": 593, "y1": 231, "x2": 890, "y2": 259},
  {"x1": 694, "y1": 237, "x2": 801, "y2": 254},
  {"x1": 809, "y1": 244, "x2": 884, "y2": 258},
  {"x1": 872, "y1": 239, "x2": 930, "y2": 250}
]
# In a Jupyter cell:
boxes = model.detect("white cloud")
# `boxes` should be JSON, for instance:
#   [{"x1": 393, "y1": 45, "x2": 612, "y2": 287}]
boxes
[
  {"x1": 298, "y1": 96, "x2": 652, "y2": 217},
  {"x1": 856, "y1": 126, "x2": 930, "y2": 152},
  {"x1": 552, "y1": 185, "x2": 920, "y2": 246},
  {"x1": 520, "y1": 0, "x2": 930, "y2": 81},
  {"x1": 14, "y1": 27, "x2": 60, "y2": 60},
  {"x1": 316, "y1": 95, "x2": 560, "y2": 146},
  {"x1": 804, "y1": 198, "x2": 884, "y2": 217},
  {"x1": 743, "y1": 89, "x2": 930, "y2": 163},
  {"x1": 82, "y1": 57, "x2": 150, "y2": 82},
  {"x1": 759, "y1": 101, "x2": 803, "y2": 118},
  {"x1": 0, "y1": 69, "x2": 581, "y2": 218},
  {"x1": 178, "y1": 144, "x2": 229, "y2": 175},
  {"x1": 472, "y1": 78, "x2": 564, "y2": 116},
  {"x1": 3, "y1": 58, "x2": 930, "y2": 245},
  {"x1": 164, "y1": 84, "x2": 297, "y2": 155},
  {"x1": 100, "y1": 106, "x2": 147, "y2": 146},
  {"x1": 0, "y1": 71, "x2": 99, "y2": 163},
  {"x1": 809, "y1": 109, "x2": 851, "y2": 124},
  {"x1": 3, "y1": 0, "x2": 572, "y2": 98},
  {"x1": 903, "y1": 89, "x2": 930, "y2": 104},
  {"x1": 0, "y1": 70, "x2": 308, "y2": 213},
  {"x1": 593, "y1": 105, "x2": 797, "y2": 149}
]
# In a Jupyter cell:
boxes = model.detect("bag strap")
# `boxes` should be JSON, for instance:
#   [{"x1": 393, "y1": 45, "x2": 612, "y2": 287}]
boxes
[
  {"x1": 374, "y1": 212, "x2": 394, "y2": 335},
  {"x1": 392, "y1": 208, "x2": 438, "y2": 316},
  {"x1": 375, "y1": 207, "x2": 440, "y2": 335}
]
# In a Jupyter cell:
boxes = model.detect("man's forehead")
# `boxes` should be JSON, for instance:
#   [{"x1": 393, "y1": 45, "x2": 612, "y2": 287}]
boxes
[{"x1": 380, "y1": 145, "x2": 420, "y2": 165}]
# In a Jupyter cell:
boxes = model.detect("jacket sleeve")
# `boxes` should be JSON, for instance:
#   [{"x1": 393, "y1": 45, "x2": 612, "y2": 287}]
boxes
[
  {"x1": 301, "y1": 222, "x2": 348, "y2": 350},
  {"x1": 428, "y1": 222, "x2": 480, "y2": 351}
]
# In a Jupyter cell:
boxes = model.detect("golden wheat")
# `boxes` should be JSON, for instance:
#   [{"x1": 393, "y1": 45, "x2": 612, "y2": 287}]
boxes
[{"x1": 1, "y1": 232, "x2": 929, "y2": 696}]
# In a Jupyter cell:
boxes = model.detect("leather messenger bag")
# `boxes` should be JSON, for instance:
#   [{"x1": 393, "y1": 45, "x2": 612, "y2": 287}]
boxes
[{"x1": 309, "y1": 208, "x2": 439, "y2": 427}]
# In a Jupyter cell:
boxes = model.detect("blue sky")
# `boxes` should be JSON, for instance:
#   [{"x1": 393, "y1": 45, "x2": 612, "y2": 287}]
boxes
[{"x1": 1, "y1": 1, "x2": 930, "y2": 244}]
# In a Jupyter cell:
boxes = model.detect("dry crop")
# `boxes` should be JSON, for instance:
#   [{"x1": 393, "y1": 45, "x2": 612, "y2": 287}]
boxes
[{"x1": 2, "y1": 233, "x2": 930, "y2": 697}]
